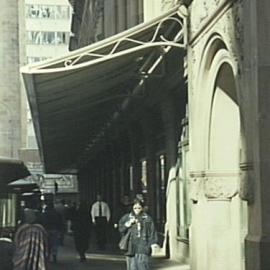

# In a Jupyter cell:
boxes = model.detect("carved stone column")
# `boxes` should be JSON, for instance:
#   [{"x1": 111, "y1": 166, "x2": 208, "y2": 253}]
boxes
[
  {"x1": 243, "y1": 1, "x2": 270, "y2": 269},
  {"x1": 190, "y1": 170, "x2": 243, "y2": 270}
]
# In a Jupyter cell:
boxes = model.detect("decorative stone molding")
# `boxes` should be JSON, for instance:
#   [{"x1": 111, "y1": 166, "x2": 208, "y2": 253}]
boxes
[
  {"x1": 204, "y1": 176, "x2": 238, "y2": 200},
  {"x1": 189, "y1": 178, "x2": 201, "y2": 203},
  {"x1": 239, "y1": 162, "x2": 254, "y2": 202},
  {"x1": 191, "y1": 0, "x2": 227, "y2": 33},
  {"x1": 189, "y1": 0, "x2": 235, "y2": 44},
  {"x1": 189, "y1": 171, "x2": 205, "y2": 203},
  {"x1": 161, "y1": 0, "x2": 177, "y2": 11},
  {"x1": 190, "y1": 171, "x2": 240, "y2": 201}
]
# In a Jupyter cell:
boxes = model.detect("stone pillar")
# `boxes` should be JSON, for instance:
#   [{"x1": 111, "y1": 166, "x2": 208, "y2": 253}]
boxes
[
  {"x1": 0, "y1": 1, "x2": 21, "y2": 157},
  {"x1": 243, "y1": 1, "x2": 270, "y2": 269}
]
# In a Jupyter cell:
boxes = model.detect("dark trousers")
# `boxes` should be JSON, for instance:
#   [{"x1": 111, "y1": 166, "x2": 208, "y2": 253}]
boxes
[{"x1": 94, "y1": 217, "x2": 107, "y2": 249}]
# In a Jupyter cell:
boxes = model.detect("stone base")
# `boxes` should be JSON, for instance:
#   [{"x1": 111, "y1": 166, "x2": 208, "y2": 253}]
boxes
[{"x1": 245, "y1": 234, "x2": 270, "y2": 270}]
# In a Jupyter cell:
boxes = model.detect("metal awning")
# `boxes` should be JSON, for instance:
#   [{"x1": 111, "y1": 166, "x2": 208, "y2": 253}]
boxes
[
  {"x1": 7, "y1": 176, "x2": 39, "y2": 193},
  {"x1": 21, "y1": 6, "x2": 187, "y2": 174},
  {"x1": 0, "y1": 157, "x2": 30, "y2": 184}
]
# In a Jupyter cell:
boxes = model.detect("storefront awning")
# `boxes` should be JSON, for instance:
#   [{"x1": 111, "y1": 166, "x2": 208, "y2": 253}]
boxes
[
  {"x1": 21, "y1": 6, "x2": 187, "y2": 174},
  {"x1": 7, "y1": 176, "x2": 39, "y2": 193},
  {"x1": 0, "y1": 157, "x2": 30, "y2": 184}
]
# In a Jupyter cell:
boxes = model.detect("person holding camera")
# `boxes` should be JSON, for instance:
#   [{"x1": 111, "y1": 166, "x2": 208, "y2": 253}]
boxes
[{"x1": 118, "y1": 198, "x2": 158, "y2": 270}]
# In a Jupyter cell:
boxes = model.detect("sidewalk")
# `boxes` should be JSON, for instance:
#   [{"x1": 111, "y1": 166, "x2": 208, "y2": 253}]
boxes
[
  {"x1": 48, "y1": 234, "x2": 189, "y2": 270},
  {"x1": 152, "y1": 257, "x2": 189, "y2": 270}
]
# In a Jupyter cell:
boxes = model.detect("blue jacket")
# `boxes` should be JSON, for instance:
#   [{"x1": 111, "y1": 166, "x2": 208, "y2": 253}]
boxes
[{"x1": 119, "y1": 212, "x2": 158, "y2": 256}]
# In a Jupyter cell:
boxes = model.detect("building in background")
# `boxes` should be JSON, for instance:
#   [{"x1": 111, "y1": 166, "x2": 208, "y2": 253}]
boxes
[
  {"x1": 19, "y1": 0, "x2": 78, "y2": 198},
  {"x1": 0, "y1": 2, "x2": 22, "y2": 158},
  {"x1": 24, "y1": 0, "x2": 72, "y2": 149}
]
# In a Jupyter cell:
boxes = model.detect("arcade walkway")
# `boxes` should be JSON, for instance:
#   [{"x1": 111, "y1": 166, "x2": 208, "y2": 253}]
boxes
[{"x1": 48, "y1": 235, "x2": 189, "y2": 270}]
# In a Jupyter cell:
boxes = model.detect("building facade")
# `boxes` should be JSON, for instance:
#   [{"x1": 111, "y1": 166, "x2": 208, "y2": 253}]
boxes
[
  {"x1": 0, "y1": 1, "x2": 22, "y2": 158},
  {"x1": 20, "y1": 0, "x2": 79, "y2": 198},
  {"x1": 24, "y1": 0, "x2": 72, "y2": 149},
  {"x1": 21, "y1": 0, "x2": 270, "y2": 269}
]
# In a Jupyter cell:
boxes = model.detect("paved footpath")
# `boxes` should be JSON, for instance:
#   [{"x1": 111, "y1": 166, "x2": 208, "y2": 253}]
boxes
[{"x1": 48, "y1": 235, "x2": 189, "y2": 270}]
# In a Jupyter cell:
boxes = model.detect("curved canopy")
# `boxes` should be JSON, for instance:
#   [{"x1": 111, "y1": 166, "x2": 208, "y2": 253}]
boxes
[
  {"x1": 0, "y1": 157, "x2": 30, "y2": 184},
  {"x1": 21, "y1": 6, "x2": 187, "y2": 174},
  {"x1": 7, "y1": 176, "x2": 39, "y2": 193}
]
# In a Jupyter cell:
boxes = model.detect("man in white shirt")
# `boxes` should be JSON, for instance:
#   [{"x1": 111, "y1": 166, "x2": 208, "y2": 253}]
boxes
[{"x1": 90, "y1": 194, "x2": 110, "y2": 249}]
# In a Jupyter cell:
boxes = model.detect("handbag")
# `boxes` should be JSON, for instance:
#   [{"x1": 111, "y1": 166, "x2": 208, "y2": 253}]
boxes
[{"x1": 119, "y1": 230, "x2": 131, "y2": 251}]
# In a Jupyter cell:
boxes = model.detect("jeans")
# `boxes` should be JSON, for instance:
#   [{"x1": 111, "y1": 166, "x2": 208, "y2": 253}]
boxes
[{"x1": 126, "y1": 254, "x2": 150, "y2": 270}]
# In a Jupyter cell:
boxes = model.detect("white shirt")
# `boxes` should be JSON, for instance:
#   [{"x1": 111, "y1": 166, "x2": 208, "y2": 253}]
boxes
[{"x1": 91, "y1": 201, "x2": 110, "y2": 223}]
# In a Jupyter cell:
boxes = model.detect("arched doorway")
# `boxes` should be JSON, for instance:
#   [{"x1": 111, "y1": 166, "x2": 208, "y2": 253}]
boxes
[
  {"x1": 206, "y1": 62, "x2": 247, "y2": 270},
  {"x1": 189, "y1": 34, "x2": 248, "y2": 270}
]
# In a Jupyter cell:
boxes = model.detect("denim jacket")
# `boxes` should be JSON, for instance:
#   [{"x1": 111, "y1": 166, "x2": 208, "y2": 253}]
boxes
[{"x1": 119, "y1": 212, "x2": 158, "y2": 256}]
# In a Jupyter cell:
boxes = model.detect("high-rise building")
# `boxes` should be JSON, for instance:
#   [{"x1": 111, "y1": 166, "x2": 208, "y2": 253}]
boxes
[
  {"x1": 24, "y1": 0, "x2": 72, "y2": 149},
  {"x1": 20, "y1": 0, "x2": 78, "y2": 196}
]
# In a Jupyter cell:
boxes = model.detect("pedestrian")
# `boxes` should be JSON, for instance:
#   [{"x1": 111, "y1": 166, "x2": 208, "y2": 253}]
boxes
[
  {"x1": 0, "y1": 229, "x2": 14, "y2": 270},
  {"x1": 66, "y1": 201, "x2": 77, "y2": 234},
  {"x1": 13, "y1": 216, "x2": 49, "y2": 270},
  {"x1": 40, "y1": 200, "x2": 63, "y2": 263},
  {"x1": 73, "y1": 201, "x2": 91, "y2": 262},
  {"x1": 90, "y1": 194, "x2": 110, "y2": 250},
  {"x1": 54, "y1": 199, "x2": 67, "y2": 245},
  {"x1": 118, "y1": 198, "x2": 158, "y2": 270}
]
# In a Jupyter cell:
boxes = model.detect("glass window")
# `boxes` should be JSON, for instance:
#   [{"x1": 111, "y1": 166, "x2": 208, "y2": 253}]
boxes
[
  {"x1": 40, "y1": 6, "x2": 53, "y2": 18},
  {"x1": 56, "y1": 32, "x2": 69, "y2": 44},
  {"x1": 27, "y1": 57, "x2": 48, "y2": 64},
  {"x1": 26, "y1": 4, "x2": 70, "y2": 20},
  {"x1": 27, "y1": 5, "x2": 40, "y2": 18},
  {"x1": 129, "y1": 165, "x2": 133, "y2": 191},
  {"x1": 27, "y1": 31, "x2": 70, "y2": 45},
  {"x1": 27, "y1": 31, "x2": 42, "y2": 44},
  {"x1": 43, "y1": 32, "x2": 55, "y2": 44},
  {"x1": 55, "y1": 5, "x2": 70, "y2": 19},
  {"x1": 141, "y1": 160, "x2": 147, "y2": 193},
  {"x1": 61, "y1": 6, "x2": 70, "y2": 19},
  {"x1": 0, "y1": 194, "x2": 16, "y2": 228}
]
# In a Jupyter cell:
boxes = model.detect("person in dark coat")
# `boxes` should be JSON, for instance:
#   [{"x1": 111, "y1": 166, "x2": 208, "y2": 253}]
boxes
[
  {"x1": 0, "y1": 229, "x2": 14, "y2": 270},
  {"x1": 13, "y1": 222, "x2": 49, "y2": 270},
  {"x1": 40, "y1": 201, "x2": 63, "y2": 263},
  {"x1": 72, "y1": 201, "x2": 91, "y2": 262},
  {"x1": 118, "y1": 198, "x2": 158, "y2": 270}
]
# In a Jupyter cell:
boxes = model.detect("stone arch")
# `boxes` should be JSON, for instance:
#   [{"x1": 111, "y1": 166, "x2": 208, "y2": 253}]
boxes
[
  {"x1": 191, "y1": 33, "x2": 247, "y2": 270},
  {"x1": 193, "y1": 33, "x2": 242, "y2": 167},
  {"x1": 208, "y1": 60, "x2": 239, "y2": 170}
]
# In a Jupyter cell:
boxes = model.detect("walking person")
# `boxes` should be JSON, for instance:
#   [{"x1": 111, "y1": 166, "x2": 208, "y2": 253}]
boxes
[
  {"x1": 54, "y1": 199, "x2": 67, "y2": 245},
  {"x1": 118, "y1": 198, "x2": 158, "y2": 270},
  {"x1": 40, "y1": 200, "x2": 63, "y2": 263},
  {"x1": 90, "y1": 194, "x2": 110, "y2": 250},
  {"x1": 73, "y1": 201, "x2": 91, "y2": 262},
  {"x1": 13, "y1": 217, "x2": 49, "y2": 270}
]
